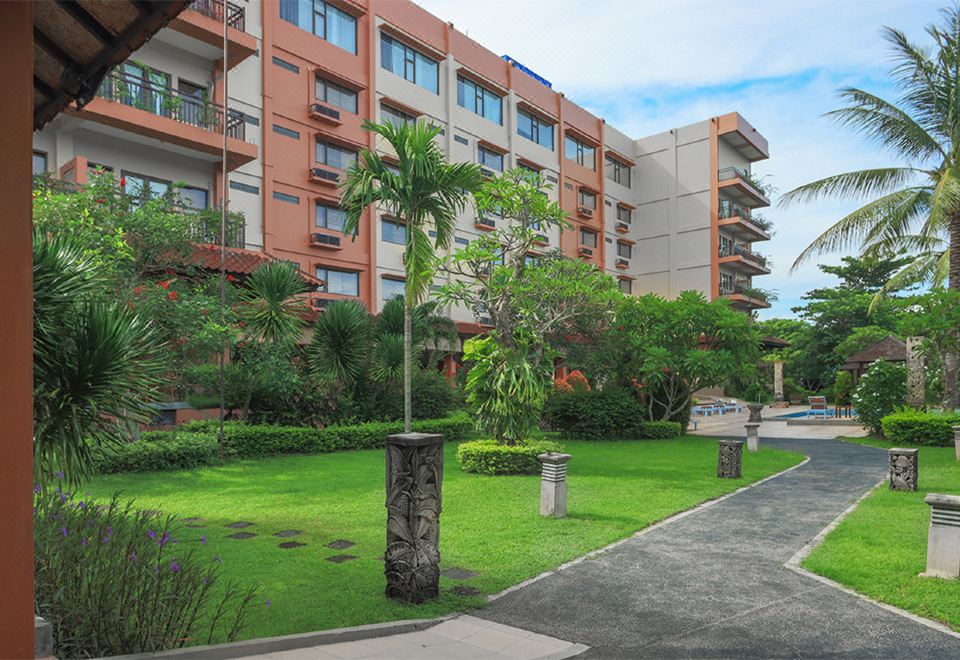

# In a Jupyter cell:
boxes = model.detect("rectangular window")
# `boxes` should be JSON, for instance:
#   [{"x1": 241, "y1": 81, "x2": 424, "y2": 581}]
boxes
[
  {"x1": 380, "y1": 33, "x2": 439, "y2": 93},
  {"x1": 122, "y1": 171, "x2": 171, "y2": 201},
  {"x1": 565, "y1": 134, "x2": 596, "y2": 170},
  {"x1": 316, "y1": 76, "x2": 358, "y2": 114},
  {"x1": 477, "y1": 145, "x2": 504, "y2": 172},
  {"x1": 315, "y1": 139, "x2": 357, "y2": 170},
  {"x1": 243, "y1": 114, "x2": 260, "y2": 126},
  {"x1": 619, "y1": 278, "x2": 632, "y2": 295},
  {"x1": 517, "y1": 109, "x2": 554, "y2": 150},
  {"x1": 230, "y1": 180, "x2": 259, "y2": 195},
  {"x1": 181, "y1": 186, "x2": 208, "y2": 210},
  {"x1": 381, "y1": 104, "x2": 417, "y2": 129},
  {"x1": 455, "y1": 236, "x2": 469, "y2": 246},
  {"x1": 617, "y1": 242, "x2": 632, "y2": 259},
  {"x1": 32, "y1": 151, "x2": 47, "y2": 175},
  {"x1": 273, "y1": 191, "x2": 300, "y2": 204},
  {"x1": 87, "y1": 162, "x2": 114, "y2": 177},
  {"x1": 272, "y1": 56, "x2": 300, "y2": 74},
  {"x1": 382, "y1": 277, "x2": 405, "y2": 301},
  {"x1": 616, "y1": 205, "x2": 632, "y2": 224},
  {"x1": 316, "y1": 267, "x2": 359, "y2": 296},
  {"x1": 273, "y1": 124, "x2": 300, "y2": 139},
  {"x1": 457, "y1": 75, "x2": 502, "y2": 125},
  {"x1": 579, "y1": 229, "x2": 597, "y2": 248},
  {"x1": 605, "y1": 155, "x2": 631, "y2": 188},
  {"x1": 381, "y1": 217, "x2": 406, "y2": 245},
  {"x1": 316, "y1": 202, "x2": 346, "y2": 231},
  {"x1": 578, "y1": 188, "x2": 596, "y2": 210},
  {"x1": 454, "y1": 134, "x2": 469, "y2": 145},
  {"x1": 280, "y1": 0, "x2": 356, "y2": 54}
]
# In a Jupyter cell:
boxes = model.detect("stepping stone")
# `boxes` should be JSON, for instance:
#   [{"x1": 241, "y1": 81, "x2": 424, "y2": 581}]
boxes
[
  {"x1": 273, "y1": 530, "x2": 302, "y2": 538},
  {"x1": 182, "y1": 517, "x2": 203, "y2": 523},
  {"x1": 452, "y1": 585, "x2": 482, "y2": 597},
  {"x1": 226, "y1": 521, "x2": 254, "y2": 529},
  {"x1": 441, "y1": 567, "x2": 479, "y2": 580},
  {"x1": 327, "y1": 539, "x2": 355, "y2": 550},
  {"x1": 226, "y1": 532, "x2": 256, "y2": 540},
  {"x1": 326, "y1": 554, "x2": 357, "y2": 564},
  {"x1": 278, "y1": 541, "x2": 307, "y2": 549}
]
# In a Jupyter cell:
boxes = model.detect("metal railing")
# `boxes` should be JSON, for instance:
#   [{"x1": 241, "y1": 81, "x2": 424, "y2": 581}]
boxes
[
  {"x1": 720, "y1": 282, "x2": 770, "y2": 303},
  {"x1": 190, "y1": 0, "x2": 246, "y2": 31},
  {"x1": 187, "y1": 210, "x2": 246, "y2": 248},
  {"x1": 719, "y1": 243, "x2": 767, "y2": 267},
  {"x1": 718, "y1": 166, "x2": 768, "y2": 197},
  {"x1": 97, "y1": 70, "x2": 246, "y2": 141}
]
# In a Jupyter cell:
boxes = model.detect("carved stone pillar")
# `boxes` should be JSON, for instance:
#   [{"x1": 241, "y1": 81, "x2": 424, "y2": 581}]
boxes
[
  {"x1": 717, "y1": 440, "x2": 743, "y2": 479},
  {"x1": 745, "y1": 423, "x2": 760, "y2": 453},
  {"x1": 921, "y1": 494, "x2": 960, "y2": 579},
  {"x1": 384, "y1": 433, "x2": 443, "y2": 603},
  {"x1": 773, "y1": 361, "x2": 784, "y2": 402},
  {"x1": 906, "y1": 337, "x2": 925, "y2": 407},
  {"x1": 538, "y1": 452, "x2": 572, "y2": 518},
  {"x1": 746, "y1": 403, "x2": 764, "y2": 423},
  {"x1": 953, "y1": 425, "x2": 960, "y2": 462},
  {"x1": 888, "y1": 448, "x2": 919, "y2": 492}
]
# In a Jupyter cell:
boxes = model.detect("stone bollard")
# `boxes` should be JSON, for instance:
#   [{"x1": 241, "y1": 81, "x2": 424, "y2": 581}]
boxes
[
  {"x1": 538, "y1": 452, "x2": 572, "y2": 518},
  {"x1": 745, "y1": 423, "x2": 760, "y2": 453},
  {"x1": 921, "y1": 494, "x2": 960, "y2": 579},
  {"x1": 717, "y1": 440, "x2": 743, "y2": 479},
  {"x1": 35, "y1": 616, "x2": 54, "y2": 660},
  {"x1": 954, "y1": 425, "x2": 960, "y2": 462},
  {"x1": 384, "y1": 433, "x2": 443, "y2": 604},
  {"x1": 747, "y1": 403, "x2": 764, "y2": 423},
  {"x1": 888, "y1": 447, "x2": 919, "y2": 491}
]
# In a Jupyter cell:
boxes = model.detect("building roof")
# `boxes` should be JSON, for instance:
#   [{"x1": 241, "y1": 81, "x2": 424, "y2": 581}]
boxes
[
  {"x1": 842, "y1": 336, "x2": 907, "y2": 371},
  {"x1": 188, "y1": 243, "x2": 325, "y2": 288},
  {"x1": 761, "y1": 336, "x2": 791, "y2": 349}
]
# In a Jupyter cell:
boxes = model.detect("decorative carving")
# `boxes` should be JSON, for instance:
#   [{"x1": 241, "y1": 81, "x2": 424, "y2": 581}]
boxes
[
  {"x1": 384, "y1": 433, "x2": 444, "y2": 603},
  {"x1": 717, "y1": 440, "x2": 743, "y2": 479},
  {"x1": 906, "y1": 337, "x2": 925, "y2": 407},
  {"x1": 773, "y1": 361, "x2": 785, "y2": 402},
  {"x1": 888, "y1": 448, "x2": 919, "y2": 492},
  {"x1": 746, "y1": 403, "x2": 764, "y2": 423}
]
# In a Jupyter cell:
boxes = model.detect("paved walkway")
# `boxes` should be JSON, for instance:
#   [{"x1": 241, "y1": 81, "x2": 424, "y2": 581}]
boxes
[{"x1": 477, "y1": 437, "x2": 960, "y2": 658}]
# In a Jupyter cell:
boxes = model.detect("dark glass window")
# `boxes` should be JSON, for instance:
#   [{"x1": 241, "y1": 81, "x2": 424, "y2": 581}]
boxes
[
  {"x1": 280, "y1": 0, "x2": 356, "y2": 54},
  {"x1": 316, "y1": 76, "x2": 358, "y2": 113},
  {"x1": 565, "y1": 135, "x2": 596, "y2": 170},
  {"x1": 315, "y1": 139, "x2": 357, "y2": 169},
  {"x1": 605, "y1": 155, "x2": 631, "y2": 188},
  {"x1": 579, "y1": 229, "x2": 597, "y2": 248},
  {"x1": 316, "y1": 202, "x2": 346, "y2": 231},
  {"x1": 478, "y1": 146, "x2": 503, "y2": 172},
  {"x1": 457, "y1": 76, "x2": 502, "y2": 125},
  {"x1": 380, "y1": 33, "x2": 439, "y2": 93},
  {"x1": 381, "y1": 218, "x2": 406, "y2": 244},
  {"x1": 32, "y1": 151, "x2": 47, "y2": 175},
  {"x1": 316, "y1": 267, "x2": 359, "y2": 296},
  {"x1": 517, "y1": 109, "x2": 554, "y2": 150}
]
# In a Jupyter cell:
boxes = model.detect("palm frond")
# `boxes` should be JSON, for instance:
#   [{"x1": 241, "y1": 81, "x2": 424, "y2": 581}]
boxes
[
  {"x1": 779, "y1": 168, "x2": 924, "y2": 207},
  {"x1": 307, "y1": 300, "x2": 372, "y2": 384},
  {"x1": 237, "y1": 261, "x2": 308, "y2": 345}
]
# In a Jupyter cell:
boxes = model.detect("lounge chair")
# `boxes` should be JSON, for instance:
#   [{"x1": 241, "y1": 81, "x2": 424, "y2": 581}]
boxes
[{"x1": 807, "y1": 396, "x2": 829, "y2": 418}]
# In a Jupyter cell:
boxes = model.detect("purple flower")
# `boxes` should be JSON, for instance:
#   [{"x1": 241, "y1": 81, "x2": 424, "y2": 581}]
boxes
[
  {"x1": 265, "y1": 598, "x2": 271, "y2": 609},
  {"x1": 56, "y1": 470, "x2": 63, "y2": 480},
  {"x1": 203, "y1": 576, "x2": 209, "y2": 585},
  {"x1": 200, "y1": 535, "x2": 206, "y2": 545},
  {"x1": 34, "y1": 484, "x2": 41, "y2": 494},
  {"x1": 158, "y1": 531, "x2": 170, "y2": 548},
  {"x1": 129, "y1": 551, "x2": 137, "y2": 562},
  {"x1": 61, "y1": 527, "x2": 68, "y2": 537},
  {"x1": 101, "y1": 535, "x2": 110, "y2": 544},
  {"x1": 80, "y1": 537, "x2": 89, "y2": 547},
  {"x1": 147, "y1": 529, "x2": 156, "y2": 541},
  {"x1": 78, "y1": 501, "x2": 86, "y2": 510},
  {"x1": 170, "y1": 560, "x2": 180, "y2": 573}
]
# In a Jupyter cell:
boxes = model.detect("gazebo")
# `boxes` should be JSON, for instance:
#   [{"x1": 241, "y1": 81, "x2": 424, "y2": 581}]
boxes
[{"x1": 841, "y1": 336, "x2": 907, "y2": 385}]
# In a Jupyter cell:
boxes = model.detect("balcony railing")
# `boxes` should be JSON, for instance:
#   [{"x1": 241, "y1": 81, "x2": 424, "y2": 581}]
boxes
[
  {"x1": 720, "y1": 282, "x2": 771, "y2": 304},
  {"x1": 97, "y1": 70, "x2": 246, "y2": 141},
  {"x1": 190, "y1": 0, "x2": 245, "y2": 31},
  {"x1": 719, "y1": 243, "x2": 767, "y2": 267},
  {"x1": 186, "y1": 210, "x2": 246, "y2": 248},
  {"x1": 719, "y1": 199, "x2": 752, "y2": 221}
]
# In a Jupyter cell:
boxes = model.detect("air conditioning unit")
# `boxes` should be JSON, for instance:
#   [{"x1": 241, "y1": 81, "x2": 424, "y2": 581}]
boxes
[
  {"x1": 310, "y1": 232, "x2": 341, "y2": 248},
  {"x1": 616, "y1": 258, "x2": 630, "y2": 269},
  {"x1": 480, "y1": 167, "x2": 496, "y2": 180},
  {"x1": 578, "y1": 247, "x2": 593, "y2": 257},
  {"x1": 615, "y1": 222, "x2": 629, "y2": 233},
  {"x1": 309, "y1": 167, "x2": 339, "y2": 184},
  {"x1": 309, "y1": 102, "x2": 341, "y2": 123},
  {"x1": 577, "y1": 206, "x2": 594, "y2": 217},
  {"x1": 476, "y1": 216, "x2": 496, "y2": 229}
]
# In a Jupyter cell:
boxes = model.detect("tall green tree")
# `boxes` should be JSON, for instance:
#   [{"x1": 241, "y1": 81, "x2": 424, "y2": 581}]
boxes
[
  {"x1": 780, "y1": 6, "x2": 960, "y2": 409},
  {"x1": 339, "y1": 121, "x2": 482, "y2": 432}
]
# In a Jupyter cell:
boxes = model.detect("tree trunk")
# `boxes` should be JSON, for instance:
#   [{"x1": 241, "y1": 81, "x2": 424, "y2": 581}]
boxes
[
  {"x1": 943, "y1": 214, "x2": 960, "y2": 412},
  {"x1": 404, "y1": 298, "x2": 413, "y2": 433}
]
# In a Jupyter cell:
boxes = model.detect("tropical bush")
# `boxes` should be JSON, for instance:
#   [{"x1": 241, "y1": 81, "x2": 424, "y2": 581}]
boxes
[
  {"x1": 834, "y1": 370, "x2": 854, "y2": 406},
  {"x1": 881, "y1": 409, "x2": 960, "y2": 447},
  {"x1": 457, "y1": 439, "x2": 563, "y2": 475},
  {"x1": 638, "y1": 421, "x2": 684, "y2": 439},
  {"x1": 34, "y1": 489, "x2": 256, "y2": 658},
  {"x1": 852, "y1": 360, "x2": 908, "y2": 435},
  {"x1": 93, "y1": 432, "x2": 219, "y2": 474},
  {"x1": 544, "y1": 388, "x2": 683, "y2": 440}
]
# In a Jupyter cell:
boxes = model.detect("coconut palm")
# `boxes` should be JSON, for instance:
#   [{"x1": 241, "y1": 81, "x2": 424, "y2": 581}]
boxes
[
  {"x1": 237, "y1": 260, "x2": 309, "y2": 345},
  {"x1": 339, "y1": 120, "x2": 482, "y2": 432},
  {"x1": 780, "y1": 5, "x2": 960, "y2": 409}
]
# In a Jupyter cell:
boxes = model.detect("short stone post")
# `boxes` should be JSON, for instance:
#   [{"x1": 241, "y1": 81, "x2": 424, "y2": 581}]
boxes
[
  {"x1": 888, "y1": 447, "x2": 919, "y2": 492},
  {"x1": 906, "y1": 336, "x2": 925, "y2": 407},
  {"x1": 921, "y1": 494, "x2": 960, "y2": 579},
  {"x1": 953, "y1": 425, "x2": 960, "y2": 462},
  {"x1": 384, "y1": 433, "x2": 443, "y2": 604},
  {"x1": 35, "y1": 616, "x2": 54, "y2": 660},
  {"x1": 538, "y1": 452, "x2": 572, "y2": 518},
  {"x1": 746, "y1": 403, "x2": 764, "y2": 423},
  {"x1": 773, "y1": 361, "x2": 785, "y2": 402},
  {"x1": 717, "y1": 440, "x2": 743, "y2": 479},
  {"x1": 745, "y1": 423, "x2": 760, "y2": 453}
]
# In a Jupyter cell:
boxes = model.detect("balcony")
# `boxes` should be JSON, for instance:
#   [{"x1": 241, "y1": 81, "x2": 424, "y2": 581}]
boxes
[
  {"x1": 71, "y1": 69, "x2": 257, "y2": 170},
  {"x1": 718, "y1": 201, "x2": 771, "y2": 242},
  {"x1": 310, "y1": 166, "x2": 341, "y2": 186},
  {"x1": 719, "y1": 243, "x2": 771, "y2": 275},
  {"x1": 718, "y1": 166, "x2": 770, "y2": 208},
  {"x1": 170, "y1": 0, "x2": 257, "y2": 67},
  {"x1": 719, "y1": 282, "x2": 772, "y2": 310},
  {"x1": 716, "y1": 112, "x2": 769, "y2": 162}
]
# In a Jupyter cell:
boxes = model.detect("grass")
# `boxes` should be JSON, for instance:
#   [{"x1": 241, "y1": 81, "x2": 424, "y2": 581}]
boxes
[
  {"x1": 85, "y1": 436, "x2": 802, "y2": 641},
  {"x1": 803, "y1": 443, "x2": 960, "y2": 631}
]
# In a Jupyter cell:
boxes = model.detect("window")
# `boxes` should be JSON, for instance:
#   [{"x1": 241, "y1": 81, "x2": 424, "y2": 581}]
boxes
[
  {"x1": 380, "y1": 33, "x2": 439, "y2": 93},
  {"x1": 32, "y1": 151, "x2": 47, "y2": 175},
  {"x1": 273, "y1": 191, "x2": 300, "y2": 204},
  {"x1": 316, "y1": 76, "x2": 358, "y2": 113},
  {"x1": 619, "y1": 278, "x2": 632, "y2": 295},
  {"x1": 577, "y1": 188, "x2": 596, "y2": 210},
  {"x1": 617, "y1": 242, "x2": 632, "y2": 259},
  {"x1": 315, "y1": 139, "x2": 357, "y2": 170},
  {"x1": 123, "y1": 172, "x2": 171, "y2": 201},
  {"x1": 605, "y1": 155, "x2": 631, "y2": 188},
  {"x1": 116, "y1": 62, "x2": 171, "y2": 117},
  {"x1": 230, "y1": 180, "x2": 259, "y2": 194},
  {"x1": 454, "y1": 134, "x2": 469, "y2": 145},
  {"x1": 316, "y1": 267, "x2": 359, "y2": 296},
  {"x1": 579, "y1": 229, "x2": 597, "y2": 248},
  {"x1": 517, "y1": 109, "x2": 554, "y2": 150},
  {"x1": 316, "y1": 202, "x2": 346, "y2": 231},
  {"x1": 455, "y1": 236, "x2": 469, "y2": 246},
  {"x1": 181, "y1": 186, "x2": 208, "y2": 210},
  {"x1": 616, "y1": 205, "x2": 632, "y2": 224},
  {"x1": 478, "y1": 145, "x2": 503, "y2": 172},
  {"x1": 243, "y1": 114, "x2": 260, "y2": 126},
  {"x1": 381, "y1": 104, "x2": 416, "y2": 128},
  {"x1": 382, "y1": 277, "x2": 405, "y2": 301},
  {"x1": 280, "y1": 0, "x2": 357, "y2": 54},
  {"x1": 565, "y1": 134, "x2": 595, "y2": 170},
  {"x1": 518, "y1": 162, "x2": 541, "y2": 174},
  {"x1": 273, "y1": 124, "x2": 300, "y2": 139},
  {"x1": 457, "y1": 76, "x2": 502, "y2": 125},
  {"x1": 272, "y1": 56, "x2": 300, "y2": 74},
  {"x1": 381, "y1": 218, "x2": 406, "y2": 245}
]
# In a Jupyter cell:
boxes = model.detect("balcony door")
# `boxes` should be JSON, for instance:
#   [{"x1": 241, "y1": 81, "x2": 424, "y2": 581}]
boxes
[{"x1": 121, "y1": 63, "x2": 171, "y2": 118}]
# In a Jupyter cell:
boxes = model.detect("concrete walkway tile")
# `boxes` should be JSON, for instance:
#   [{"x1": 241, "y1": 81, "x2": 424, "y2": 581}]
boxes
[
  {"x1": 264, "y1": 647, "x2": 340, "y2": 659},
  {"x1": 500, "y1": 637, "x2": 574, "y2": 660},
  {"x1": 461, "y1": 627, "x2": 532, "y2": 653},
  {"x1": 430, "y1": 617, "x2": 492, "y2": 641},
  {"x1": 313, "y1": 638, "x2": 390, "y2": 659}
]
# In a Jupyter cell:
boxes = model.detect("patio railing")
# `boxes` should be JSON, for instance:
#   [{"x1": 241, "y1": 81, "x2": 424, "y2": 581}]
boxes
[
  {"x1": 190, "y1": 0, "x2": 246, "y2": 31},
  {"x1": 719, "y1": 243, "x2": 768, "y2": 267}
]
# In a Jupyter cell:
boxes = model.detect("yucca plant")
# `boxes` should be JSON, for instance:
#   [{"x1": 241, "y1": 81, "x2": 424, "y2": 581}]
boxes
[
  {"x1": 237, "y1": 261, "x2": 308, "y2": 346},
  {"x1": 308, "y1": 299, "x2": 373, "y2": 386}
]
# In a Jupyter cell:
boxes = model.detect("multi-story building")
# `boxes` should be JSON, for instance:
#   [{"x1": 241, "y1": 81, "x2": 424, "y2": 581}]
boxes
[{"x1": 33, "y1": 0, "x2": 772, "y2": 330}]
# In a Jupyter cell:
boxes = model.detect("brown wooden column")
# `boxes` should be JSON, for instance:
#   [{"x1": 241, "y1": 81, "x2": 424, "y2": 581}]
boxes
[{"x1": 0, "y1": 3, "x2": 35, "y2": 657}]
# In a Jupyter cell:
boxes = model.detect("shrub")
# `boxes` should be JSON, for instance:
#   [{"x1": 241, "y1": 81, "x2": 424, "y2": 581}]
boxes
[
  {"x1": 881, "y1": 409, "x2": 960, "y2": 447},
  {"x1": 852, "y1": 360, "x2": 907, "y2": 435},
  {"x1": 92, "y1": 433, "x2": 219, "y2": 474},
  {"x1": 545, "y1": 388, "x2": 645, "y2": 440},
  {"x1": 637, "y1": 421, "x2": 683, "y2": 439},
  {"x1": 834, "y1": 370, "x2": 854, "y2": 406},
  {"x1": 411, "y1": 369, "x2": 457, "y2": 420},
  {"x1": 34, "y1": 489, "x2": 256, "y2": 659},
  {"x1": 457, "y1": 439, "x2": 562, "y2": 475}
]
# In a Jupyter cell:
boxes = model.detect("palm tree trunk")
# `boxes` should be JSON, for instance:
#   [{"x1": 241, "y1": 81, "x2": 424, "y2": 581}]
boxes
[
  {"x1": 942, "y1": 214, "x2": 960, "y2": 412},
  {"x1": 404, "y1": 298, "x2": 413, "y2": 433}
]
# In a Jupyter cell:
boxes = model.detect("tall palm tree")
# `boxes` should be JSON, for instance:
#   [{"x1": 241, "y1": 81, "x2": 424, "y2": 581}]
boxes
[
  {"x1": 780, "y1": 5, "x2": 960, "y2": 410},
  {"x1": 339, "y1": 120, "x2": 482, "y2": 432}
]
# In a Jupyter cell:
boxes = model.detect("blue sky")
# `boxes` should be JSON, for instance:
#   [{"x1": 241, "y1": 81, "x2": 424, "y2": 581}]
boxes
[{"x1": 416, "y1": 0, "x2": 944, "y2": 318}]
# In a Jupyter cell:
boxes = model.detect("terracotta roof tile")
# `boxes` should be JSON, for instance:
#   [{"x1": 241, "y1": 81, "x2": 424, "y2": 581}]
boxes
[{"x1": 187, "y1": 244, "x2": 324, "y2": 288}]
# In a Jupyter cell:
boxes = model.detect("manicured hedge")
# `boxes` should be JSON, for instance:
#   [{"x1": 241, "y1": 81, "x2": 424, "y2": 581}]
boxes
[
  {"x1": 881, "y1": 410, "x2": 960, "y2": 447},
  {"x1": 93, "y1": 432, "x2": 219, "y2": 474},
  {"x1": 638, "y1": 420, "x2": 684, "y2": 439},
  {"x1": 544, "y1": 388, "x2": 683, "y2": 440},
  {"x1": 457, "y1": 439, "x2": 562, "y2": 475}
]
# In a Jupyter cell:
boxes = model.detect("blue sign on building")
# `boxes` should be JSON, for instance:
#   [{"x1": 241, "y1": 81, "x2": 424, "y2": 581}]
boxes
[{"x1": 501, "y1": 55, "x2": 552, "y2": 89}]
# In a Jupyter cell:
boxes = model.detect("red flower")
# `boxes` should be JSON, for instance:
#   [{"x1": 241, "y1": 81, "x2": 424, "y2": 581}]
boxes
[
  {"x1": 96, "y1": 198, "x2": 104, "y2": 204},
  {"x1": 200, "y1": 309, "x2": 207, "y2": 316},
  {"x1": 132, "y1": 286, "x2": 145, "y2": 295},
  {"x1": 226, "y1": 274, "x2": 237, "y2": 283},
  {"x1": 119, "y1": 176, "x2": 126, "y2": 187},
  {"x1": 168, "y1": 291, "x2": 178, "y2": 301},
  {"x1": 158, "y1": 280, "x2": 171, "y2": 289}
]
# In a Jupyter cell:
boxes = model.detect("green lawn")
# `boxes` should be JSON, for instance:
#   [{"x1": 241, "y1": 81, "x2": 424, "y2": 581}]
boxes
[
  {"x1": 86, "y1": 437, "x2": 801, "y2": 641},
  {"x1": 803, "y1": 443, "x2": 960, "y2": 630}
]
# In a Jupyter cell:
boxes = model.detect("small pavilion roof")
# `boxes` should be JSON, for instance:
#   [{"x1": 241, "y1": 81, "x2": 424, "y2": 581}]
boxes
[{"x1": 842, "y1": 336, "x2": 907, "y2": 371}]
